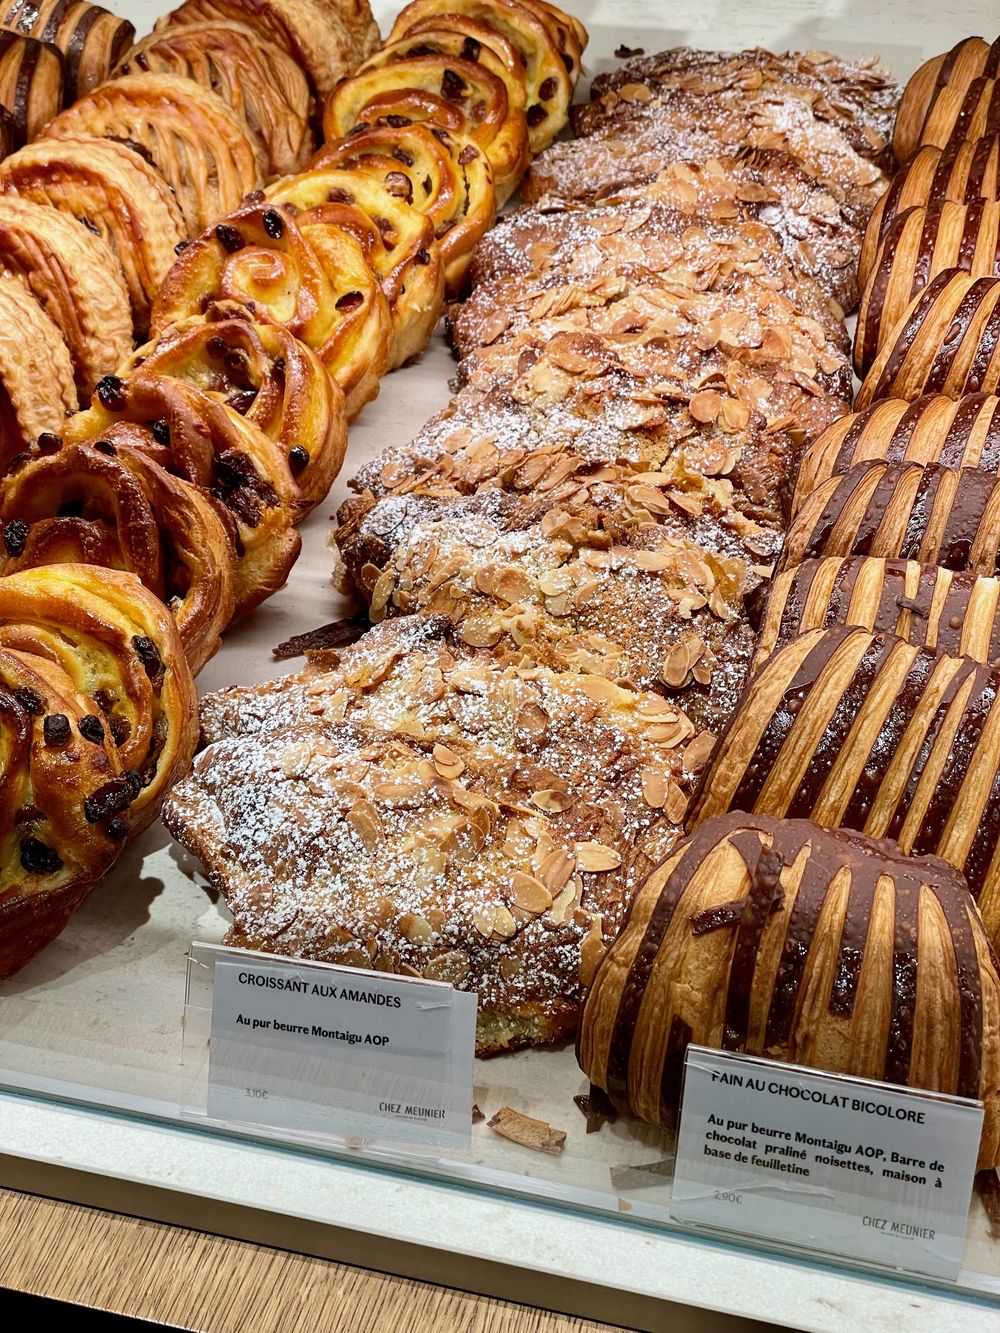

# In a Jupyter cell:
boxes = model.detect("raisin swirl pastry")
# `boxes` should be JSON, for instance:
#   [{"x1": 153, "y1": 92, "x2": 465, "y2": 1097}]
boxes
[
  {"x1": 0, "y1": 275, "x2": 75, "y2": 470},
  {"x1": 0, "y1": 439, "x2": 236, "y2": 674},
  {"x1": 0, "y1": 0, "x2": 133, "y2": 99},
  {"x1": 388, "y1": 0, "x2": 573, "y2": 153},
  {"x1": 0, "y1": 563, "x2": 197, "y2": 835},
  {"x1": 895, "y1": 37, "x2": 1000, "y2": 163},
  {"x1": 152, "y1": 201, "x2": 392, "y2": 418},
  {"x1": 0, "y1": 195, "x2": 131, "y2": 402},
  {"x1": 43, "y1": 73, "x2": 265, "y2": 238},
  {"x1": 792, "y1": 393, "x2": 1000, "y2": 512},
  {"x1": 688, "y1": 626, "x2": 1000, "y2": 945},
  {"x1": 0, "y1": 644, "x2": 128, "y2": 976},
  {"x1": 860, "y1": 137, "x2": 1000, "y2": 290},
  {"x1": 62, "y1": 372, "x2": 301, "y2": 618},
  {"x1": 0, "y1": 137, "x2": 186, "y2": 336},
  {"x1": 857, "y1": 270, "x2": 1000, "y2": 408},
  {"x1": 0, "y1": 32, "x2": 64, "y2": 148},
  {"x1": 264, "y1": 169, "x2": 444, "y2": 368},
  {"x1": 782, "y1": 460, "x2": 1000, "y2": 575},
  {"x1": 123, "y1": 304, "x2": 346, "y2": 514},
  {"x1": 855, "y1": 200, "x2": 1000, "y2": 375},
  {"x1": 338, "y1": 41, "x2": 529, "y2": 205},
  {"x1": 314, "y1": 121, "x2": 495, "y2": 295},
  {"x1": 757, "y1": 556, "x2": 1000, "y2": 666},
  {"x1": 157, "y1": 0, "x2": 379, "y2": 100},
  {"x1": 578, "y1": 812, "x2": 1000, "y2": 1171},
  {"x1": 113, "y1": 22, "x2": 313, "y2": 179}
]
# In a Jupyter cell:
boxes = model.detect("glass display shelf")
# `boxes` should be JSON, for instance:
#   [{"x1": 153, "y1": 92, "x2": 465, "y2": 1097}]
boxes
[{"x1": 1, "y1": 3, "x2": 998, "y2": 1329}]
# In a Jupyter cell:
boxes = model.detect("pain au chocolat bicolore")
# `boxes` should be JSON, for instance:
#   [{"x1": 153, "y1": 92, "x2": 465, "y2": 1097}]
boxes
[
  {"x1": 894, "y1": 36, "x2": 1000, "y2": 163},
  {"x1": 687, "y1": 625, "x2": 1000, "y2": 944},
  {"x1": 577, "y1": 813, "x2": 1000, "y2": 1170}
]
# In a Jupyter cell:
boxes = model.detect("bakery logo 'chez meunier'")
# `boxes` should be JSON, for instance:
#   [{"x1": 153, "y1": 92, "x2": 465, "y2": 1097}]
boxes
[{"x1": 236, "y1": 972, "x2": 402, "y2": 1007}]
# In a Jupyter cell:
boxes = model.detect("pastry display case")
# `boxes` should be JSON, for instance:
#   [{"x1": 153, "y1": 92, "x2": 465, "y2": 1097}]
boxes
[{"x1": 1, "y1": 1, "x2": 999, "y2": 1329}]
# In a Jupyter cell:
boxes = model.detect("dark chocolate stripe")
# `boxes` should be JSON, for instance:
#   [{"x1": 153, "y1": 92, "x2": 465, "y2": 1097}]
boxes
[
  {"x1": 656, "y1": 1014, "x2": 693, "y2": 1114},
  {"x1": 884, "y1": 879, "x2": 920, "y2": 1085},
  {"x1": 964, "y1": 292, "x2": 1000, "y2": 392},
  {"x1": 826, "y1": 843, "x2": 881, "y2": 1019},
  {"x1": 861, "y1": 210, "x2": 911, "y2": 370},
  {"x1": 911, "y1": 661, "x2": 995, "y2": 850},
  {"x1": 968, "y1": 133, "x2": 1000, "y2": 196},
  {"x1": 720, "y1": 836, "x2": 783, "y2": 1052},
  {"x1": 875, "y1": 270, "x2": 955, "y2": 398},
  {"x1": 963, "y1": 742, "x2": 1000, "y2": 899},
  {"x1": 937, "y1": 37, "x2": 971, "y2": 89},
  {"x1": 63, "y1": 4, "x2": 103, "y2": 103},
  {"x1": 10, "y1": 37, "x2": 40, "y2": 146},
  {"x1": 935, "y1": 889, "x2": 985, "y2": 1098},
  {"x1": 764, "y1": 840, "x2": 837, "y2": 1045},
  {"x1": 937, "y1": 570, "x2": 979, "y2": 656},
  {"x1": 955, "y1": 196, "x2": 987, "y2": 271},
  {"x1": 889, "y1": 463, "x2": 940, "y2": 561},
  {"x1": 794, "y1": 461, "x2": 881, "y2": 561},
  {"x1": 940, "y1": 392, "x2": 989, "y2": 466},
  {"x1": 922, "y1": 277, "x2": 995, "y2": 394},
  {"x1": 938, "y1": 468, "x2": 1000, "y2": 571},
  {"x1": 987, "y1": 37, "x2": 1000, "y2": 81}
]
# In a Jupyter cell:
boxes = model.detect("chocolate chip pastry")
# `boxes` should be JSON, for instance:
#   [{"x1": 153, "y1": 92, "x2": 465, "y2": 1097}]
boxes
[{"x1": 577, "y1": 813, "x2": 1000, "y2": 1171}]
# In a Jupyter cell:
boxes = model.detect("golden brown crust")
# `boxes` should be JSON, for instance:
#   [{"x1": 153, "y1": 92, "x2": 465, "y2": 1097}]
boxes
[
  {"x1": 894, "y1": 38, "x2": 1000, "y2": 162},
  {"x1": 43, "y1": 72, "x2": 265, "y2": 238},
  {"x1": 157, "y1": 0, "x2": 380, "y2": 99},
  {"x1": 0, "y1": 274, "x2": 76, "y2": 470},
  {"x1": 62, "y1": 371, "x2": 301, "y2": 621},
  {"x1": 0, "y1": 563, "x2": 197, "y2": 836},
  {"x1": 687, "y1": 626, "x2": 1000, "y2": 946},
  {"x1": 152, "y1": 201, "x2": 392, "y2": 418},
  {"x1": 0, "y1": 438, "x2": 237, "y2": 675},
  {"x1": 0, "y1": 0, "x2": 133, "y2": 98},
  {"x1": 0, "y1": 194, "x2": 132, "y2": 402},
  {"x1": 0, "y1": 136, "x2": 186, "y2": 336},
  {"x1": 578, "y1": 812, "x2": 1000, "y2": 1170},
  {"x1": 113, "y1": 22, "x2": 314, "y2": 179},
  {"x1": 166, "y1": 615, "x2": 699, "y2": 1056},
  {"x1": 124, "y1": 304, "x2": 346, "y2": 515},
  {"x1": 0, "y1": 31, "x2": 65, "y2": 148}
]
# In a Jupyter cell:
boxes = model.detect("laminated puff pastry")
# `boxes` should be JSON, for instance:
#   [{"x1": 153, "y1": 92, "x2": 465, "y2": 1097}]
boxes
[
  {"x1": 0, "y1": 195, "x2": 131, "y2": 401},
  {"x1": 860, "y1": 137, "x2": 1000, "y2": 291},
  {"x1": 0, "y1": 438, "x2": 237, "y2": 675},
  {"x1": 0, "y1": 274, "x2": 75, "y2": 469},
  {"x1": 62, "y1": 371, "x2": 301, "y2": 619},
  {"x1": 166, "y1": 614, "x2": 699, "y2": 1056},
  {"x1": 895, "y1": 37, "x2": 1000, "y2": 162},
  {"x1": 153, "y1": 201, "x2": 392, "y2": 419},
  {"x1": 0, "y1": 32, "x2": 65, "y2": 148},
  {"x1": 157, "y1": 0, "x2": 380, "y2": 100},
  {"x1": 43, "y1": 73, "x2": 265, "y2": 238},
  {"x1": 124, "y1": 303, "x2": 346, "y2": 514},
  {"x1": 0, "y1": 563, "x2": 197, "y2": 836},
  {"x1": 0, "y1": 0, "x2": 133, "y2": 99},
  {"x1": 327, "y1": 46, "x2": 528, "y2": 205},
  {"x1": 0, "y1": 137, "x2": 186, "y2": 336},
  {"x1": 314, "y1": 121, "x2": 495, "y2": 296},
  {"x1": 264, "y1": 168, "x2": 444, "y2": 369},
  {"x1": 781, "y1": 459, "x2": 1000, "y2": 575},
  {"x1": 687, "y1": 625, "x2": 1000, "y2": 947},
  {"x1": 113, "y1": 22, "x2": 313, "y2": 179},
  {"x1": 855, "y1": 200, "x2": 1000, "y2": 375},
  {"x1": 388, "y1": 0, "x2": 574, "y2": 154},
  {"x1": 581, "y1": 47, "x2": 899, "y2": 170},
  {"x1": 857, "y1": 270, "x2": 1000, "y2": 408},
  {"x1": 577, "y1": 812, "x2": 1000, "y2": 1172},
  {"x1": 756, "y1": 556, "x2": 1000, "y2": 666},
  {"x1": 792, "y1": 392, "x2": 1000, "y2": 512},
  {"x1": 0, "y1": 644, "x2": 127, "y2": 976}
]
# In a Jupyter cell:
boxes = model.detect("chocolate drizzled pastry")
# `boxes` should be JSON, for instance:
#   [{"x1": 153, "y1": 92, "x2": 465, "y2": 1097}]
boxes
[{"x1": 577, "y1": 813, "x2": 1000, "y2": 1171}]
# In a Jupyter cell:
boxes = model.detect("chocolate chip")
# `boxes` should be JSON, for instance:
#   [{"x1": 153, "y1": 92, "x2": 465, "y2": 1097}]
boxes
[
  {"x1": 13, "y1": 687, "x2": 42, "y2": 714},
  {"x1": 458, "y1": 144, "x2": 478, "y2": 164},
  {"x1": 93, "y1": 439, "x2": 117, "y2": 456},
  {"x1": 441, "y1": 68, "x2": 466, "y2": 101},
  {"x1": 326, "y1": 187, "x2": 355, "y2": 204},
  {"x1": 107, "y1": 816, "x2": 130, "y2": 840},
  {"x1": 539, "y1": 76, "x2": 557, "y2": 101},
  {"x1": 461, "y1": 36, "x2": 481, "y2": 61},
  {"x1": 79, "y1": 714, "x2": 105, "y2": 743},
  {"x1": 262, "y1": 208, "x2": 284, "y2": 239},
  {"x1": 336, "y1": 290, "x2": 364, "y2": 312},
  {"x1": 174, "y1": 239, "x2": 189, "y2": 253},
  {"x1": 131, "y1": 634, "x2": 163, "y2": 684},
  {"x1": 20, "y1": 837, "x2": 62, "y2": 874},
  {"x1": 2, "y1": 519, "x2": 28, "y2": 555},
  {"x1": 288, "y1": 446, "x2": 309, "y2": 474},
  {"x1": 215, "y1": 223, "x2": 245, "y2": 253},
  {"x1": 526, "y1": 104, "x2": 546, "y2": 127},
  {"x1": 151, "y1": 419, "x2": 171, "y2": 446},
  {"x1": 84, "y1": 776, "x2": 135, "y2": 823},
  {"x1": 43, "y1": 713, "x2": 71, "y2": 745},
  {"x1": 96, "y1": 375, "x2": 127, "y2": 412}
]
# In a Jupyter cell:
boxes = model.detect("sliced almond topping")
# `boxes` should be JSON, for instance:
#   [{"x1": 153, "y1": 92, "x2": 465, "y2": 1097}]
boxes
[
  {"x1": 512, "y1": 871, "x2": 552, "y2": 914},
  {"x1": 539, "y1": 847, "x2": 575, "y2": 893},
  {"x1": 423, "y1": 949, "x2": 470, "y2": 983},
  {"x1": 400, "y1": 912, "x2": 433, "y2": 943},
  {"x1": 684, "y1": 732, "x2": 717, "y2": 771},
  {"x1": 432, "y1": 743, "x2": 465, "y2": 779},
  {"x1": 531, "y1": 789, "x2": 572, "y2": 812},
  {"x1": 575, "y1": 841, "x2": 622, "y2": 872},
  {"x1": 579, "y1": 918, "x2": 606, "y2": 988},
  {"x1": 664, "y1": 780, "x2": 689, "y2": 823},
  {"x1": 345, "y1": 799, "x2": 383, "y2": 851},
  {"x1": 689, "y1": 389, "x2": 722, "y2": 423},
  {"x1": 641, "y1": 768, "x2": 667, "y2": 808},
  {"x1": 488, "y1": 1106, "x2": 566, "y2": 1154},
  {"x1": 549, "y1": 880, "x2": 579, "y2": 925}
]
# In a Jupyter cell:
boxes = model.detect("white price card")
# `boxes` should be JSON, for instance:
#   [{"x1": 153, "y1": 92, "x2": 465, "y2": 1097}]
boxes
[
  {"x1": 671, "y1": 1047, "x2": 982, "y2": 1280},
  {"x1": 202, "y1": 945, "x2": 478, "y2": 1151}
]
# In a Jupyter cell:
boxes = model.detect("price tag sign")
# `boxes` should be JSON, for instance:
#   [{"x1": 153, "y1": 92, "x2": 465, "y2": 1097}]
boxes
[
  {"x1": 671, "y1": 1047, "x2": 982, "y2": 1279},
  {"x1": 202, "y1": 946, "x2": 477, "y2": 1151}
]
